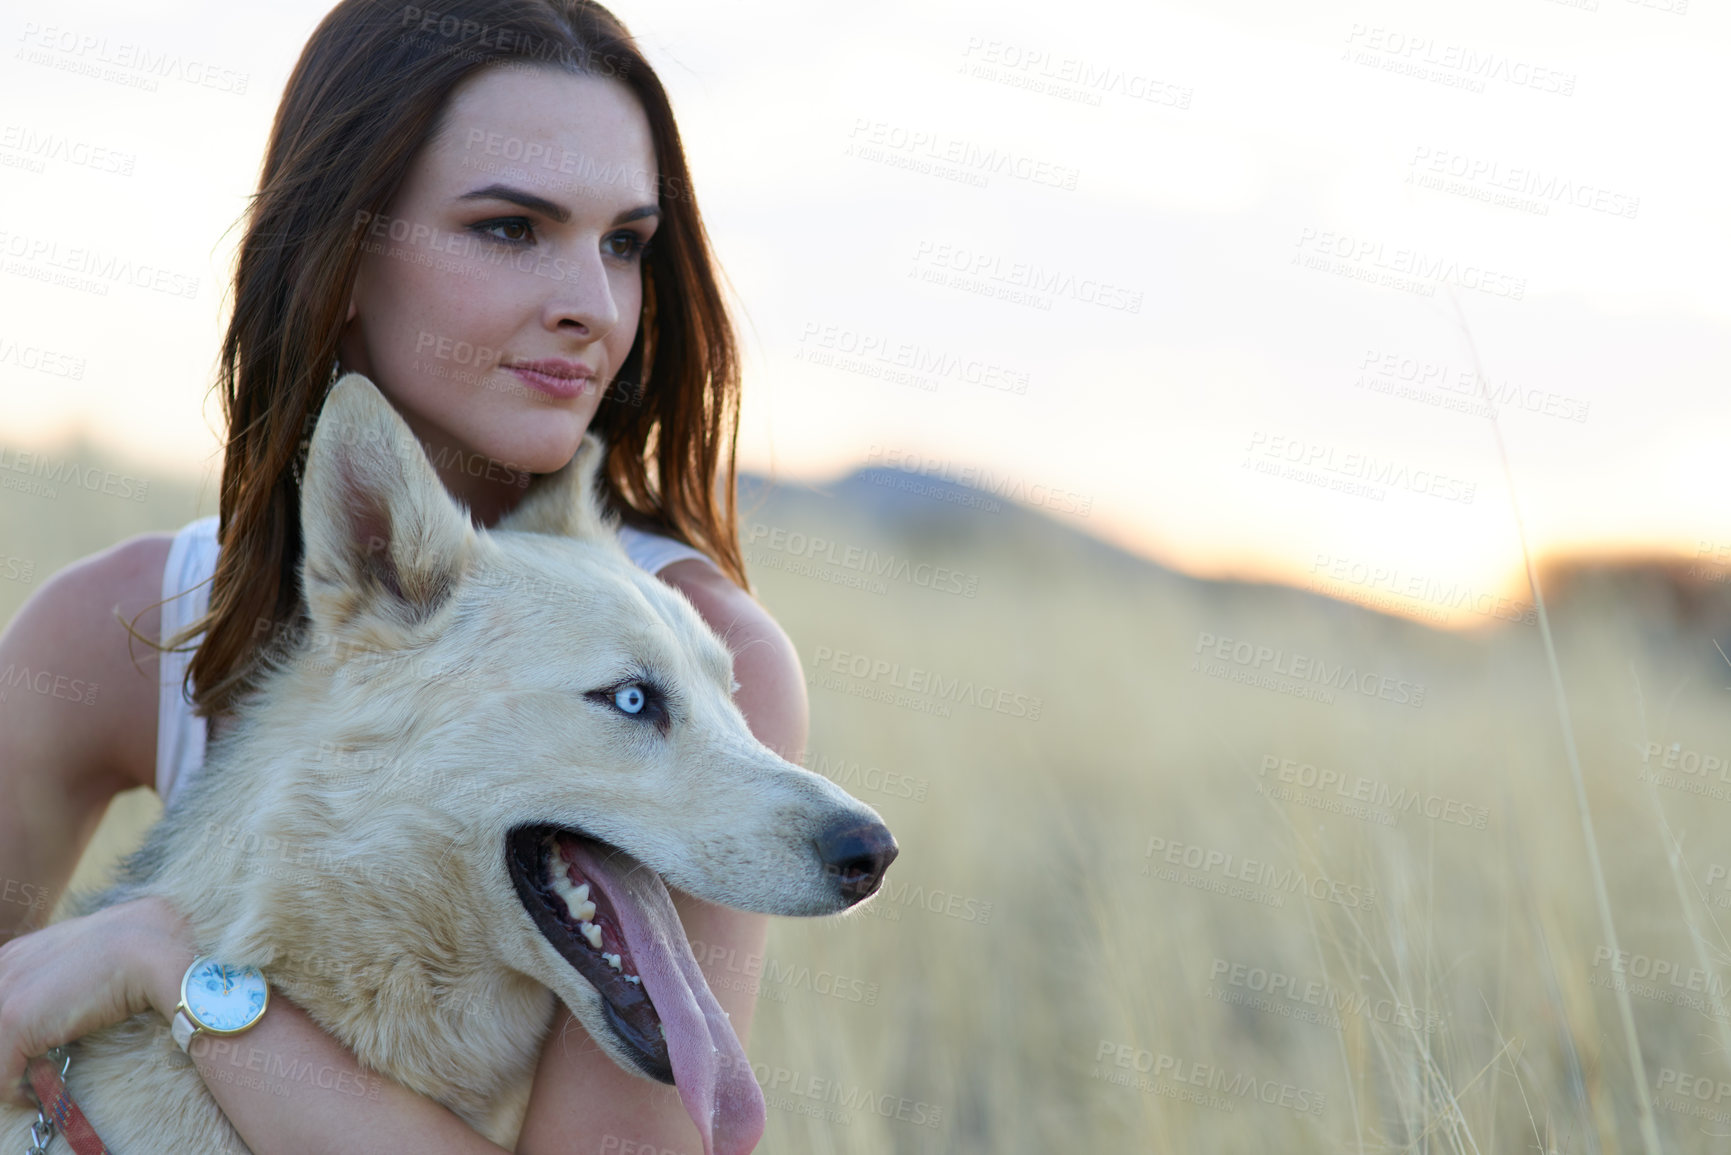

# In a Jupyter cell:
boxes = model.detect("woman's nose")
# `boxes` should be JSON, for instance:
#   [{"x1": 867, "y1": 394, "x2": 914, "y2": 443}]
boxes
[{"x1": 537, "y1": 245, "x2": 621, "y2": 337}]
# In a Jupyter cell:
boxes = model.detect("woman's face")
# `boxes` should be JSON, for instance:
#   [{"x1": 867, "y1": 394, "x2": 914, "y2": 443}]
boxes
[{"x1": 338, "y1": 65, "x2": 661, "y2": 524}]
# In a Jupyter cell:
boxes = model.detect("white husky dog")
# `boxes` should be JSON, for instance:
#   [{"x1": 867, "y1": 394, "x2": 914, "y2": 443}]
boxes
[{"x1": 2, "y1": 374, "x2": 897, "y2": 1155}]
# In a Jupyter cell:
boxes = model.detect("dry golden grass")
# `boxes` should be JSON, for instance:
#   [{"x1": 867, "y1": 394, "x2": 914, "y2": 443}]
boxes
[{"x1": 23, "y1": 454, "x2": 1731, "y2": 1153}]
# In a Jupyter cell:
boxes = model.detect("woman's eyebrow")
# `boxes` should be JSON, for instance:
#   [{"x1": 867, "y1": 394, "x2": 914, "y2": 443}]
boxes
[{"x1": 457, "y1": 183, "x2": 660, "y2": 226}]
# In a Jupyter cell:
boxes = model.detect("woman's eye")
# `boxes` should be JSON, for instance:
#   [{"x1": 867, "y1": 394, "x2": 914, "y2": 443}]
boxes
[
  {"x1": 607, "y1": 231, "x2": 651, "y2": 261},
  {"x1": 614, "y1": 684, "x2": 647, "y2": 714},
  {"x1": 476, "y1": 218, "x2": 534, "y2": 244}
]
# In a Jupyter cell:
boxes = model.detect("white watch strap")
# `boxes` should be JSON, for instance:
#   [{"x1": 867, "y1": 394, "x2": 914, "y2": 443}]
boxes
[{"x1": 171, "y1": 1009, "x2": 199, "y2": 1053}]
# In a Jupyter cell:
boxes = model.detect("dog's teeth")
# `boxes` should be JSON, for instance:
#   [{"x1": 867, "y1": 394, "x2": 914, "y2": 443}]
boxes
[
  {"x1": 573, "y1": 900, "x2": 596, "y2": 922},
  {"x1": 573, "y1": 882, "x2": 590, "y2": 903},
  {"x1": 604, "y1": 952, "x2": 622, "y2": 971},
  {"x1": 624, "y1": 974, "x2": 641, "y2": 984},
  {"x1": 582, "y1": 922, "x2": 603, "y2": 950}
]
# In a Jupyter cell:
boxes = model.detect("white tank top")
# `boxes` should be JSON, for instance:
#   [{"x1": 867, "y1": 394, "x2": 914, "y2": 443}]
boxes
[{"x1": 155, "y1": 514, "x2": 720, "y2": 807}]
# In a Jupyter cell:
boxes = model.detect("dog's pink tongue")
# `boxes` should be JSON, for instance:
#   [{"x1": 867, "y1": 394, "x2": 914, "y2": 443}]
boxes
[{"x1": 567, "y1": 842, "x2": 766, "y2": 1155}]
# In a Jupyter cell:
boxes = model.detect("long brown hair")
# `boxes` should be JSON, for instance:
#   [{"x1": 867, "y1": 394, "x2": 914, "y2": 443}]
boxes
[{"x1": 150, "y1": 0, "x2": 750, "y2": 722}]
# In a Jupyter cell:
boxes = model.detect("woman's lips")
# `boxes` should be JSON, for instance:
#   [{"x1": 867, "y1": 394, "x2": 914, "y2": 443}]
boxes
[{"x1": 507, "y1": 362, "x2": 596, "y2": 400}]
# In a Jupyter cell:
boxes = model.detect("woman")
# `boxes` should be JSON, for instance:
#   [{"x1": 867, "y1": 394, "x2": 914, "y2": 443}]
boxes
[{"x1": 0, "y1": 2, "x2": 804, "y2": 1151}]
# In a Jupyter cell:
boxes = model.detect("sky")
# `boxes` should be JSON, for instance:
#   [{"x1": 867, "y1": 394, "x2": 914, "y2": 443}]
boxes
[{"x1": 2, "y1": 0, "x2": 1726, "y2": 621}]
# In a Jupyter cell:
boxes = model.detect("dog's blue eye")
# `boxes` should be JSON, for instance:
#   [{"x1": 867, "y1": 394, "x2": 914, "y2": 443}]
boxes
[{"x1": 614, "y1": 685, "x2": 647, "y2": 714}]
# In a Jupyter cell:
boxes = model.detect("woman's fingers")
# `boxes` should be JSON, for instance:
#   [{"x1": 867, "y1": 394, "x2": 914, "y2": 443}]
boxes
[{"x1": 0, "y1": 895, "x2": 197, "y2": 1111}]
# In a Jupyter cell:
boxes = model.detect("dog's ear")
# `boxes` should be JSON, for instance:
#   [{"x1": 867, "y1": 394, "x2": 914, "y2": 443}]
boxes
[
  {"x1": 299, "y1": 372, "x2": 475, "y2": 631},
  {"x1": 493, "y1": 431, "x2": 621, "y2": 543}
]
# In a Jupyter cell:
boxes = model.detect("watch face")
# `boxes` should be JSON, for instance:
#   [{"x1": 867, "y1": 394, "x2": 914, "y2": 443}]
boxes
[{"x1": 184, "y1": 959, "x2": 269, "y2": 1033}]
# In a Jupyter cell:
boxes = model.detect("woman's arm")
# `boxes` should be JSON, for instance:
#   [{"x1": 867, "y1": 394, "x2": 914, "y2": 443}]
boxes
[
  {"x1": 0, "y1": 537, "x2": 169, "y2": 951},
  {"x1": 514, "y1": 560, "x2": 809, "y2": 1155},
  {"x1": 1, "y1": 539, "x2": 175, "y2": 1102}
]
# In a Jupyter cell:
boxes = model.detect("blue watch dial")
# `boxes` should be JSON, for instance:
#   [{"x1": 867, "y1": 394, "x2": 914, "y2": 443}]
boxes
[{"x1": 184, "y1": 959, "x2": 269, "y2": 1032}]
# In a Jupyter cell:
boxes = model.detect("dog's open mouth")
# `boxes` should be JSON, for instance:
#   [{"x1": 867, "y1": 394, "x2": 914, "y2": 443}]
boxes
[
  {"x1": 506, "y1": 826, "x2": 664, "y2": 1075},
  {"x1": 505, "y1": 824, "x2": 766, "y2": 1155}
]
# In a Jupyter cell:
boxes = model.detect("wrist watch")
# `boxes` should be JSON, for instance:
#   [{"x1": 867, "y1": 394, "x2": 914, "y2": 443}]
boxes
[{"x1": 171, "y1": 956, "x2": 271, "y2": 1053}]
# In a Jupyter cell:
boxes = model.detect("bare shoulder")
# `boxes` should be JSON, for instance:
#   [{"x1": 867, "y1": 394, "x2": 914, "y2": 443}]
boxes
[
  {"x1": 655, "y1": 559, "x2": 809, "y2": 762},
  {"x1": 0, "y1": 533, "x2": 176, "y2": 795}
]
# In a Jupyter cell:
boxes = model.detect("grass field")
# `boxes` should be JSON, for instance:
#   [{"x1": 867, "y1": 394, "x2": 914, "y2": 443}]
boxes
[{"x1": 9, "y1": 441, "x2": 1731, "y2": 1153}]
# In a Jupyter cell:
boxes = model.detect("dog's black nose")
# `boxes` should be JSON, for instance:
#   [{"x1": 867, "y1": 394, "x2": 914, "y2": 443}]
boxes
[{"x1": 816, "y1": 819, "x2": 899, "y2": 904}]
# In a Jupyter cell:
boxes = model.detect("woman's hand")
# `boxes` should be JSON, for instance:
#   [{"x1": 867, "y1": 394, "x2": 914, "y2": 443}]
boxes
[
  {"x1": 2, "y1": 898, "x2": 508, "y2": 1154},
  {"x1": 0, "y1": 894, "x2": 195, "y2": 1106}
]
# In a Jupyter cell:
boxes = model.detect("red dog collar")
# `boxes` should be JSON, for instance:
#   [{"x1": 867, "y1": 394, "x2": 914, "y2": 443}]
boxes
[{"x1": 25, "y1": 1053, "x2": 112, "y2": 1155}]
